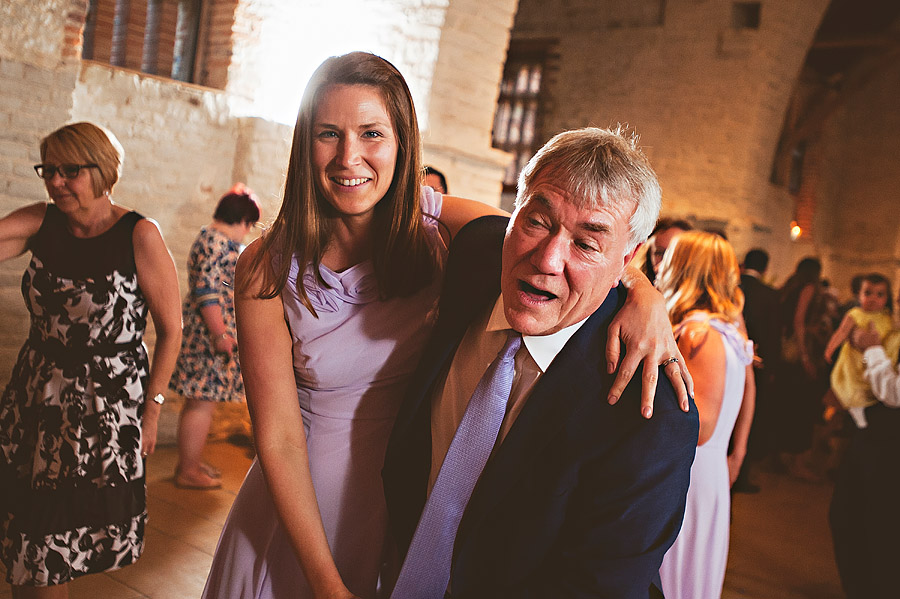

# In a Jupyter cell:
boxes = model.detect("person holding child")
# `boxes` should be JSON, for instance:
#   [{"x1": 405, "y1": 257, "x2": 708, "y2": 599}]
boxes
[
  {"x1": 829, "y1": 311, "x2": 900, "y2": 599},
  {"x1": 824, "y1": 273, "x2": 894, "y2": 429}
]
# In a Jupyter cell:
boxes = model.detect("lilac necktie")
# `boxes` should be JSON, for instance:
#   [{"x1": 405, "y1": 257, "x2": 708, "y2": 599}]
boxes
[{"x1": 391, "y1": 331, "x2": 523, "y2": 599}]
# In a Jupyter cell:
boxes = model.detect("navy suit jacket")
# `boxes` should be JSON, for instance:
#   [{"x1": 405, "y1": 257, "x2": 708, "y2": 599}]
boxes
[
  {"x1": 383, "y1": 216, "x2": 698, "y2": 599},
  {"x1": 740, "y1": 272, "x2": 781, "y2": 371}
]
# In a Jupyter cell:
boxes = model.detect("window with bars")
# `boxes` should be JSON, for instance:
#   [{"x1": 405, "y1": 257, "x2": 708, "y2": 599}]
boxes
[
  {"x1": 492, "y1": 40, "x2": 554, "y2": 195},
  {"x1": 82, "y1": 0, "x2": 203, "y2": 84}
]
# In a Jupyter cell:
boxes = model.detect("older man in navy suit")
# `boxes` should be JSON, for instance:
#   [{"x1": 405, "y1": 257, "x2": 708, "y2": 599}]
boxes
[{"x1": 383, "y1": 127, "x2": 698, "y2": 599}]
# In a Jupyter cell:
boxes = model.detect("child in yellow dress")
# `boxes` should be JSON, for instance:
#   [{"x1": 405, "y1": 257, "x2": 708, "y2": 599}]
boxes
[{"x1": 825, "y1": 273, "x2": 894, "y2": 428}]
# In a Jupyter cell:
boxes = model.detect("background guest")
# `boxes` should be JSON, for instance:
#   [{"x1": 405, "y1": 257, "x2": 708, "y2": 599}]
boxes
[
  {"x1": 830, "y1": 321, "x2": 900, "y2": 598},
  {"x1": 824, "y1": 272, "x2": 893, "y2": 429},
  {"x1": 657, "y1": 231, "x2": 755, "y2": 599},
  {"x1": 640, "y1": 217, "x2": 692, "y2": 284},
  {"x1": 0, "y1": 122, "x2": 181, "y2": 595},
  {"x1": 777, "y1": 256, "x2": 832, "y2": 480},
  {"x1": 423, "y1": 165, "x2": 448, "y2": 194},
  {"x1": 733, "y1": 248, "x2": 781, "y2": 491},
  {"x1": 169, "y1": 183, "x2": 261, "y2": 489}
]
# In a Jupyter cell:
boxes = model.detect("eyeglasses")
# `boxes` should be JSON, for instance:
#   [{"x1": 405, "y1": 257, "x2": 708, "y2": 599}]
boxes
[{"x1": 33, "y1": 163, "x2": 98, "y2": 180}]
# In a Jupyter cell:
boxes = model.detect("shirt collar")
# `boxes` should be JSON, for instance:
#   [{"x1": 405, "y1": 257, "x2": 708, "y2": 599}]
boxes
[
  {"x1": 486, "y1": 295, "x2": 590, "y2": 372},
  {"x1": 742, "y1": 268, "x2": 762, "y2": 279}
]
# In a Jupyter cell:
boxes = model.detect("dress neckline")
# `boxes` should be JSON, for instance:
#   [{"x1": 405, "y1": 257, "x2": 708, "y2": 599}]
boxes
[{"x1": 52, "y1": 204, "x2": 136, "y2": 241}]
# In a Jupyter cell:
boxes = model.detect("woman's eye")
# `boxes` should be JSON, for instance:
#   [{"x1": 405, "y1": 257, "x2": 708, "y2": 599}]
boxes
[
  {"x1": 363, "y1": 130, "x2": 383, "y2": 138},
  {"x1": 318, "y1": 130, "x2": 338, "y2": 138}
]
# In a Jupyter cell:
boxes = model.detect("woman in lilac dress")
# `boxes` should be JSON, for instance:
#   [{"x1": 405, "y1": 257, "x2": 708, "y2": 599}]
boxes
[
  {"x1": 656, "y1": 231, "x2": 755, "y2": 599},
  {"x1": 203, "y1": 52, "x2": 690, "y2": 599}
]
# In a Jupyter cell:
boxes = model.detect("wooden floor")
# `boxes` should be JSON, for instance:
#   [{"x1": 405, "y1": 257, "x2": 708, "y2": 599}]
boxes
[{"x1": 1, "y1": 441, "x2": 844, "y2": 598}]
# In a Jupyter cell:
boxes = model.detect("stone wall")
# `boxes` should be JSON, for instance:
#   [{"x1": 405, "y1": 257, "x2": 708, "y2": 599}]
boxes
[
  {"x1": 422, "y1": 0, "x2": 518, "y2": 203},
  {"x1": 510, "y1": 0, "x2": 831, "y2": 283},
  {"x1": 0, "y1": 0, "x2": 517, "y2": 440},
  {"x1": 0, "y1": 0, "x2": 83, "y2": 373},
  {"x1": 812, "y1": 57, "x2": 900, "y2": 301}
]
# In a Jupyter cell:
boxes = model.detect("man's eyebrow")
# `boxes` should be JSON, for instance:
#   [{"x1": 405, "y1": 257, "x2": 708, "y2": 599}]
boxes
[
  {"x1": 534, "y1": 194, "x2": 552, "y2": 209},
  {"x1": 582, "y1": 221, "x2": 610, "y2": 234}
]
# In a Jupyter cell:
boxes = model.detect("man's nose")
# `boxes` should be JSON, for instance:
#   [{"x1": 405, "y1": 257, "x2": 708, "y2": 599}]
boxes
[{"x1": 531, "y1": 234, "x2": 566, "y2": 274}]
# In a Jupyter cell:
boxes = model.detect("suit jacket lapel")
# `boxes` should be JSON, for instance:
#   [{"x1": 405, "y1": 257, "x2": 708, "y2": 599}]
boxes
[{"x1": 454, "y1": 285, "x2": 624, "y2": 552}]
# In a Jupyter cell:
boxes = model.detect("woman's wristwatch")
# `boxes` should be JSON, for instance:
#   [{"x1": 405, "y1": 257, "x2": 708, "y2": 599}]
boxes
[{"x1": 151, "y1": 393, "x2": 165, "y2": 406}]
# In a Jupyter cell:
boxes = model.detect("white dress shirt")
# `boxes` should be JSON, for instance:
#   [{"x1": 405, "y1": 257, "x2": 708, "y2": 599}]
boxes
[
  {"x1": 862, "y1": 345, "x2": 900, "y2": 408},
  {"x1": 428, "y1": 295, "x2": 589, "y2": 493}
]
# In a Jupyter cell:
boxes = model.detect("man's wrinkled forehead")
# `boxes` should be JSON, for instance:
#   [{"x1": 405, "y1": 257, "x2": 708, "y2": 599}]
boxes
[{"x1": 523, "y1": 167, "x2": 635, "y2": 214}]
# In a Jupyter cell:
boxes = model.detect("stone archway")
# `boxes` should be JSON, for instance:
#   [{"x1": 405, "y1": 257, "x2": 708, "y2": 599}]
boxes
[{"x1": 770, "y1": 0, "x2": 900, "y2": 295}]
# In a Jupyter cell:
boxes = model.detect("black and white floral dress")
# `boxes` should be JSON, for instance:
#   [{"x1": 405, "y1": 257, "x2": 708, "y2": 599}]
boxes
[{"x1": 0, "y1": 204, "x2": 149, "y2": 586}]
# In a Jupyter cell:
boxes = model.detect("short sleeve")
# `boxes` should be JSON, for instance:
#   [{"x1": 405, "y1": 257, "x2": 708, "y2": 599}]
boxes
[
  {"x1": 420, "y1": 186, "x2": 448, "y2": 258},
  {"x1": 192, "y1": 235, "x2": 228, "y2": 307},
  {"x1": 421, "y1": 185, "x2": 442, "y2": 220}
]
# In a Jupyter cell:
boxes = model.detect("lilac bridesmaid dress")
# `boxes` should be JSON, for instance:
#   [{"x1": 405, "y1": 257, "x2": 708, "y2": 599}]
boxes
[
  {"x1": 202, "y1": 192, "x2": 446, "y2": 599},
  {"x1": 659, "y1": 313, "x2": 754, "y2": 599}
]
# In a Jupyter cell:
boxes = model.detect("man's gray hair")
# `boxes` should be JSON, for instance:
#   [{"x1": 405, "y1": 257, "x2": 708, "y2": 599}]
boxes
[{"x1": 515, "y1": 126, "x2": 662, "y2": 253}]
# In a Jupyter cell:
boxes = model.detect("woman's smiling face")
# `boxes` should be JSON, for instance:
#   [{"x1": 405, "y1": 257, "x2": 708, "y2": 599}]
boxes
[{"x1": 312, "y1": 84, "x2": 398, "y2": 223}]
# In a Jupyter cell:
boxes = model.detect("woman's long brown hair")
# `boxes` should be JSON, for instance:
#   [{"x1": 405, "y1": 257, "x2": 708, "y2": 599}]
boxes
[{"x1": 239, "y1": 52, "x2": 440, "y2": 316}]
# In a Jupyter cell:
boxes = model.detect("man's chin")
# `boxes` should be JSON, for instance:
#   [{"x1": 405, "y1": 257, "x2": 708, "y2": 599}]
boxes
[{"x1": 505, "y1": 304, "x2": 557, "y2": 337}]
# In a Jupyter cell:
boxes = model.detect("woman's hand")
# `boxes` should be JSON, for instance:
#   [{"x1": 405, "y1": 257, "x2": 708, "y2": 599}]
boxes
[
  {"x1": 141, "y1": 404, "x2": 160, "y2": 457},
  {"x1": 610, "y1": 265, "x2": 693, "y2": 417},
  {"x1": 212, "y1": 332, "x2": 238, "y2": 354},
  {"x1": 727, "y1": 449, "x2": 745, "y2": 486}
]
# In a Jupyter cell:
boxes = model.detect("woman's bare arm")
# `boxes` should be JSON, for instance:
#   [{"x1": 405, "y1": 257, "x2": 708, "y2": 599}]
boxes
[
  {"x1": 133, "y1": 218, "x2": 182, "y2": 456},
  {"x1": 0, "y1": 203, "x2": 46, "y2": 262},
  {"x1": 439, "y1": 194, "x2": 508, "y2": 240},
  {"x1": 728, "y1": 363, "x2": 756, "y2": 484},
  {"x1": 236, "y1": 240, "x2": 358, "y2": 599}
]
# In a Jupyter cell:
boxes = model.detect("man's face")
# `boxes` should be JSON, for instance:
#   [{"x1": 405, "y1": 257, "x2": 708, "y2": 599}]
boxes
[{"x1": 501, "y1": 175, "x2": 639, "y2": 336}]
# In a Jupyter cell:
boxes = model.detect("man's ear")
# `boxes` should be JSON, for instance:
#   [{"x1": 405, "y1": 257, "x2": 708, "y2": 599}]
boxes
[{"x1": 622, "y1": 241, "x2": 643, "y2": 269}]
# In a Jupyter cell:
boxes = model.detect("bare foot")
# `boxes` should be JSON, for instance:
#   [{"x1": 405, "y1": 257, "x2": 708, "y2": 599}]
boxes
[{"x1": 175, "y1": 470, "x2": 222, "y2": 490}]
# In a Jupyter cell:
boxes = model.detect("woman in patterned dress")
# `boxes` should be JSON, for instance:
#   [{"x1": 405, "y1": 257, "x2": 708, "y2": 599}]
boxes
[
  {"x1": 0, "y1": 122, "x2": 182, "y2": 597},
  {"x1": 169, "y1": 184, "x2": 260, "y2": 489}
]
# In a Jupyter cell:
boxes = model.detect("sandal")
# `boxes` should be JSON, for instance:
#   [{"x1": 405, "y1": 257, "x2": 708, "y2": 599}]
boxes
[{"x1": 201, "y1": 462, "x2": 223, "y2": 479}]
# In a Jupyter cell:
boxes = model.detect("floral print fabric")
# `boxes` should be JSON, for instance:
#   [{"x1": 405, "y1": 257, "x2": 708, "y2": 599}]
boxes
[
  {"x1": 0, "y1": 207, "x2": 149, "y2": 586},
  {"x1": 169, "y1": 226, "x2": 244, "y2": 402}
]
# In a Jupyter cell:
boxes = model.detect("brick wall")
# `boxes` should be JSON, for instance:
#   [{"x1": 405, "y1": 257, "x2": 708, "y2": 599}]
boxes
[
  {"x1": 0, "y1": 0, "x2": 515, "y2": 426},
  {"x1": 510, "y1": 0, "x2": 830, "y2": 283},
  {"x1": 811, "y1": 57, "x2": 900, "y2": 301},
  {"x1": 0, "y1": 0, "x2": 84, "y2": 374},
  {"x1": 423, "y1": 0, "x2": 518, "y2": 204}
]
